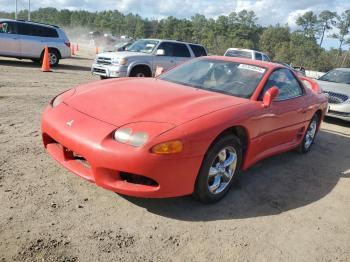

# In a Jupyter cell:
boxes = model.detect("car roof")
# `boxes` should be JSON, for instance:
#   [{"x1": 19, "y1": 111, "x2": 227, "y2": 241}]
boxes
[
  {"x1": 226, "y1": 48, "x2": 268, "y2": 55},
  {"x1": 0, "y1": 18, "x2": 59, "y2": 29},
  {"x1": 203, "y1": 56, "x2": 281, "y2": 70},
  {"x1": 139, "y1": 38, "x2": 204, "y2": 46}
]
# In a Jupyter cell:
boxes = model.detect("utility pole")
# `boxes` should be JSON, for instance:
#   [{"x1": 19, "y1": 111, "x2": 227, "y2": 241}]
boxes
[
  {"x1": 15, "y1": 0, "x2": 18, "y2": 19},
  {"x1": 28, "y1": 0, "x2": 31, "y2": 21}
]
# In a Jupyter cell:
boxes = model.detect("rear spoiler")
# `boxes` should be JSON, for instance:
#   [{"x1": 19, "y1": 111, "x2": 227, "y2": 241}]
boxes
[{"x1": 298, "y1": 76, "x2": 321, "y2": 94}]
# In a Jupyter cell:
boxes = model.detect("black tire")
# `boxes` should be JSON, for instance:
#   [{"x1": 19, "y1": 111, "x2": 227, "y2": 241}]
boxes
[
  {"x1": 297, "y1": 114, "x2": 319, "y2": 153},
  {"x1": 100, "y1": 76, "x2": 108, "y2": 80},
  {"x1": 194, "y1": 134, "x2": 242, "y2": 203},
  {"x1": 129, "y1": 66, "x2": 151, "y2": 77},
  {"x1": 41, "y1": 49, "x2": 60, "y2": 67}
]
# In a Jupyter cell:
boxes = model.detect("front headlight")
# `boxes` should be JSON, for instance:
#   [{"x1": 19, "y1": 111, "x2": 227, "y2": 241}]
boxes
[
  {"x1": 114, "y1": 128, "x2": 149, "y2": 147},
  {"x1": 112, "y1": 58, "x2": 128, "y2": 65}
]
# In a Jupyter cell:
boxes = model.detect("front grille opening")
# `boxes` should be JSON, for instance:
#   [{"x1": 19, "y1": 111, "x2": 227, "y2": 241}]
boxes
[
  {"x1": 42, "y1": 133, "x2": 57, "y2": 147},
  {"x1": 120, "y1": 172, "x2": 158, "y2": 187},
  {"x1": 328, "y1": 110, "x2": 350, "y2": 117},
  {"x1": 72, "y1": 152, "x2": 90, "y2": 168},
  {"x1": 323, "y1": 91, "x2": 349, "y2": 104}
]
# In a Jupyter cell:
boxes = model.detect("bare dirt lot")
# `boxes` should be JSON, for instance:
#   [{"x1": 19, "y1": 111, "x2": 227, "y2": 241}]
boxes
[{"x1": 0, "y1": 47, "x2": 350, "y2": 262}]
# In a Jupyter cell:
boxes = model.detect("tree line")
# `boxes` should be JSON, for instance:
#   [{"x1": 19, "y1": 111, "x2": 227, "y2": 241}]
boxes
[{"x1": 1, "y1": 7, "x2": 350, "y2": 71}]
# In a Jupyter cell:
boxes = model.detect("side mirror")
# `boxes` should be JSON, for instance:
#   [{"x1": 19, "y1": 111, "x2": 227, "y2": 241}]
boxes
[
  {"x1": 156, "y1": 49, "x2": 165, "y2": 56},
  {"x1": 155, "y1": 66, "x2": 165, "y2": 77},
  {"x1": 263, "y1": 87, "x2": 279, "y2": 107}
]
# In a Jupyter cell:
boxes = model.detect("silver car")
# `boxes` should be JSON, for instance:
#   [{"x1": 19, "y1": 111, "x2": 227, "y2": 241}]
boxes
[
  {"x1": 0, "y1": 19, "x2": 71, "y2": 66},
  {"x1": 91, "y1": 39, "x2": 207, "y2": 79},
  {"x1": 317, "y1": 68, "x2": 350, "y2": 121}
]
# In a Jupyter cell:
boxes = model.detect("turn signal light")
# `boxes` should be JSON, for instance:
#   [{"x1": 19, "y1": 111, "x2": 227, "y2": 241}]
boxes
[{"x1": 151, "y1": 140, "x2": 183, "y2": 154}]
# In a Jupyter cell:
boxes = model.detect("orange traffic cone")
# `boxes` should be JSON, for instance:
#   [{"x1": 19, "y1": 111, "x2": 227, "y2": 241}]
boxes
[
  {"x1": 95, "y1": 46, "x2": 99, "y2": 54},
  {"x1": 41, "y1": 46, "x2": 51, "y2": 72},
  {"x1": 71, "y1": 43, "x2": 75, "y2": 55},
  {"x1": 76, "y1": 43, "x2": 79, "y2": 51}
]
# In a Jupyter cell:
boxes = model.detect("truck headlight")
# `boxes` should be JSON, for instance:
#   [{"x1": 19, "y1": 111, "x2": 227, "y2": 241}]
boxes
[{"x1": 112, "y1": 58, "x2": 128, "y2": 65}]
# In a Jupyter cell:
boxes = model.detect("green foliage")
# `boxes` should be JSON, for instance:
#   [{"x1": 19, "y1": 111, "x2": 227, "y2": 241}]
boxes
[{"x1": 1, "y1": 7, "x2": 350, "y2": 70}]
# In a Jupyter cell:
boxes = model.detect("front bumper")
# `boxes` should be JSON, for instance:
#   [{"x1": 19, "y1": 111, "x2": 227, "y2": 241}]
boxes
[
  {"x1": 327, "y1": 103, "x2": 350, "y2": 121},
  {"x1": 41, "y1": 104, "x2": 202, "y2": 198},
  {"x1": 91, "y1": 63, "x2": 128, "y2": 78}
]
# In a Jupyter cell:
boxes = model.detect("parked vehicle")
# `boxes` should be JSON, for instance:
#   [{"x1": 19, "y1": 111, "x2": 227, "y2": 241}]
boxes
[
  {"x1": 91, "y1": 39, "x2": 208, "y2": 79},
  {"x1": 42, "y1": 56, "x2": 327, "y2": 203},
  {"x1": 275, "y1": 62, "x2": 306, "y2": 76},
  {"x1": 103, "y1": 41, "x2": 134, "y2": 52},
  {"x1": 317, "y1": 68, "x2": 350, "y2": 121},
  {"x1": 224, "y1": 48, "x2": 271, "y2": 61},
  {"x1": 0, "y1": 19, "x2": 71, "y2": 66}
]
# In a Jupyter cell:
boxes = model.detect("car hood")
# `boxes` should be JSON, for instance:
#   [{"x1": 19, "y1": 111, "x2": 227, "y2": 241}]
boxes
[
  {"x1": 97, "y1": 51, "x2": 151, "y2": 59},
  {"x1": 65, "y1": 78, "x2": 248, "y2": 127},
  {"x1": 317, "y1": 80, "x2": 350, "y2": 95}
]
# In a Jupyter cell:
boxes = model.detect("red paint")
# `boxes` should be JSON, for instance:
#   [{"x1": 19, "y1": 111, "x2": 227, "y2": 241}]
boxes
[{"x1": 41, "y1": 57, "x2": 328, "y2": 198}]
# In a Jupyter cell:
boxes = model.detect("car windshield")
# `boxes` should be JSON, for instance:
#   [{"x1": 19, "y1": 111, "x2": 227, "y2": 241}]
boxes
[
  {"x1": 127, "y1": 39, "x2": 158, "y2": 54},
  {"x1": 225, "y1": 50, "x2": 252, "y2": 59},
  {"x1": 159, "y1": 59, "x2": 266, "y2": 98},
  {"x1": 319, "y1": 69, "x2": 350, "y2": 85}
]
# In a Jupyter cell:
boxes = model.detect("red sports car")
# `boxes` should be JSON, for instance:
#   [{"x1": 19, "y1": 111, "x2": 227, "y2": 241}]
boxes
[{"x1": 41, "y1": 57, "x2": 328, "y2": 203}]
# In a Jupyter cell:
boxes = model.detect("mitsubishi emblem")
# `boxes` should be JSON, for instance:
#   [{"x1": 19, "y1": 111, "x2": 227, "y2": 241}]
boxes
[{"x1": 66, "y1": 120, "x2": 74, "y2": 127}]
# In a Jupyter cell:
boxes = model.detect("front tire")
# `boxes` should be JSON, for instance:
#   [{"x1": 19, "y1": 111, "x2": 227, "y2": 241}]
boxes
[
  {"x1": 194, "y1": 134, "x2": 242, "y2": 203},
  {"x1": 129, "y1": 67, "x2": 151, "y2": 77},
  {"x1": 297, "y1": 114, "x2": 319, "y2": 153}
]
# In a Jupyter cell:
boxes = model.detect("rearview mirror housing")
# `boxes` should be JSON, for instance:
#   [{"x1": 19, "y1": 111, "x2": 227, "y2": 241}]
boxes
[
  {"x1": 156, "y1": 49, "x2": 165, "y2": 56},
  {"x1": 263, "y1": 87, "x2": 279, "y2": 107}
]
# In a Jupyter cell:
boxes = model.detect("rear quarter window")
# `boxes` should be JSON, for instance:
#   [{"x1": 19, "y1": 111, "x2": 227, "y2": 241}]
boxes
[
  {"x1": 189, "y1": 44, "x2": 207, "y2": 57},
  {"x1": 37, "y1": 26, "x2": 59, "y2": 38}
]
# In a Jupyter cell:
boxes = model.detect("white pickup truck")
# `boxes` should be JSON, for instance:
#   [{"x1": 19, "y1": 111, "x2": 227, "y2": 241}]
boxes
[{"x1": 91, "y1": 39, "x2": 207, "y2": 79}]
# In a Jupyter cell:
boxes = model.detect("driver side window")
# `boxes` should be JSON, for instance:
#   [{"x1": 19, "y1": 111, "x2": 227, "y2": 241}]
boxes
[{"x1": 261, "y1": 69, "x2": 303, "y2": 101}]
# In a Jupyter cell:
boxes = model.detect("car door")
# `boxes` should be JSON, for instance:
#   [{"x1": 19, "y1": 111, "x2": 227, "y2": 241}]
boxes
[
  {"x1": 172, "y1": 43, "x2": 192, "y2": 65},
  {"x1": 0, "y1": 21, "x2": 21, "y2": 56},
  {"x1": 17, "y1": 23, "x2": 45, "y2": 58},
  {"x1": 255, "y1": 68, "x2": 308, "y2": 155},
  {"x1": 153, "y1": 42, "x2": 177, "y2": 71}
]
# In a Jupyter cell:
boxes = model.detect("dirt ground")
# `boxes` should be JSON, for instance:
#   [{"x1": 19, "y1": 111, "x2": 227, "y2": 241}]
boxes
[{"x1": 0, "y1": 46, "x2": 349, "y2": 262}]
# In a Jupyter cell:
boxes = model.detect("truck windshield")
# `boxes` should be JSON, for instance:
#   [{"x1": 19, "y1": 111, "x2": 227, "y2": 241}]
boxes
[{"x1": 127, "y1": 39, "x2": 159, "y2": 54}]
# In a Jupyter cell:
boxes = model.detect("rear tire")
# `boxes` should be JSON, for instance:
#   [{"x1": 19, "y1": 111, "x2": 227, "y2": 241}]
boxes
[
  {"x1": 194, "y1": 134, "x2": 242, "y2": 203},
  {"x1": 41, "y1": 49, "x2": 60, "y2": 67}
]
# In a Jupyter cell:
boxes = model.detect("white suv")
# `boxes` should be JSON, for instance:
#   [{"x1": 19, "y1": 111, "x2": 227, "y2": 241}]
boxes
[
  {"x1": 0, "y1": 19, "x2": 71, "y2": 66},
  {"x1": 224, "y1": 48, "x2": 271, "y2": 62},
  {"x1": 91, "y1": 39, "x2": 207, "y2": 79}
]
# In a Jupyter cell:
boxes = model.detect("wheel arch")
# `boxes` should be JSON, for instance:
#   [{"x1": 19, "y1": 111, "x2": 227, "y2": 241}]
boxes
[
  {"x1": 206, "y1": 125, "x2": 249, "y2": 167},
  {"x1": 40, "y1": 47, "x2": 62, "y2": 59},
  {"x1": 314, "y1": 109, "x2": 323, "y2": 130}
]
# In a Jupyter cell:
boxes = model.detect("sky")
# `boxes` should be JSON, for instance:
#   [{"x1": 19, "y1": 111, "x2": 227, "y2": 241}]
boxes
[{"x1": 1, "y1": 0, "x2": 350, "y2": 49}]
